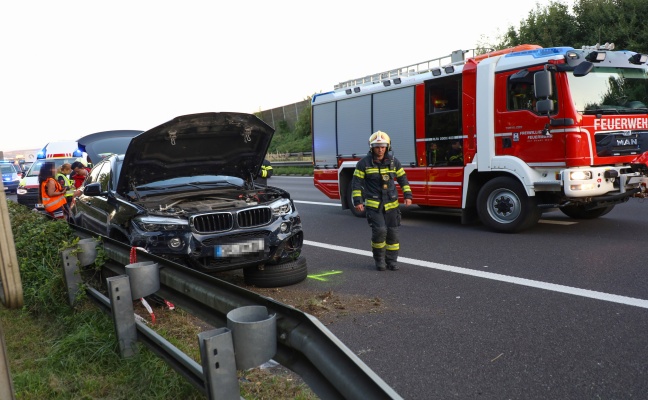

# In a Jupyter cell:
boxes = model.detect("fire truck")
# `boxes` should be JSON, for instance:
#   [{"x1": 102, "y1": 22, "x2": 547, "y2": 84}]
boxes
[{"x1": 311, "y1": 43, "x2": 648, "y2": 232}]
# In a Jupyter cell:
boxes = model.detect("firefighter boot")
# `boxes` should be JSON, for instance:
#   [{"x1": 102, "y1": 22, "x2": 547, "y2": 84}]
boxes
[
  {"x1": 372, "y1": 248, "x2": 386, "y2": 271},
  {"x1": 386, "y1": 244, "x2": 399, "y2": 271}
]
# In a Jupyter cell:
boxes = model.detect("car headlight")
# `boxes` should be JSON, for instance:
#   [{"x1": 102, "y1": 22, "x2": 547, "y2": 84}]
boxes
[
  {"x1": 133, "y1": 217, "x2": 189, "y2": 232},
  {"x1": 271, "y1": 198, "x2": 293, "y2": 216},
  {"x1": 570, "y1": 170, "x2": 592, "y2": 180}
]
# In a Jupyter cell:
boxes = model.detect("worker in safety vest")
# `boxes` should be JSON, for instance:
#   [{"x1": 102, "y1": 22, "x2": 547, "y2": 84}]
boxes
[
  {"x1": 351, "y1": 131, "x2": 413, "y2": 271},
  {"x1": 255, "y1": 159, "x2": 274, "y2": 185},
  {"x1": 39, "y1": 161, "x2": 67, "y2": 220},
  {"x1": 56, "y1": 163, "x2": 76, "y2": 221}
]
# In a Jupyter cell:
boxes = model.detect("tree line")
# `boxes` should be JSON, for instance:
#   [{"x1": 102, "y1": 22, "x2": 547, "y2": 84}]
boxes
[{"x1": 267, "y1": 0, "x2": 647, "y2": 153}]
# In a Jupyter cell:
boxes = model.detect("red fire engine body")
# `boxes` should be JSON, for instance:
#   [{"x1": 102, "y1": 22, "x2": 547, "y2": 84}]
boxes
[{"x1": 311, "y1": 43, "x2": 648, "y2": 232}]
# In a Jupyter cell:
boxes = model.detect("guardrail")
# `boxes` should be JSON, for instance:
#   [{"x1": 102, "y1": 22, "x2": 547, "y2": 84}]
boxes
[
  {"x1": 272, "y1": 161, "x2": 313, "y2": 167},
  {"x1": 67, "y1": 226, "x2": 402, "y2": 400}
]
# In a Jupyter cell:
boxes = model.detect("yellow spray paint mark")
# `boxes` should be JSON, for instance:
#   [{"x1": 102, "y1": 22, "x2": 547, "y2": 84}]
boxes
[{"x1": 307, "y1": 270, "x2": 343, "y2": 282}]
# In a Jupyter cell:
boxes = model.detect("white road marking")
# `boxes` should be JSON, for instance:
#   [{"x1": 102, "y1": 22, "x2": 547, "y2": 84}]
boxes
[
  {"x1": 538, "y1": 219, "x2": 578, "y2": 225},
  {"x1": 294, "y1": 200, "x2": 341, "y2": 207},
  {"x1": 304, "y1": 240, "x2": 648, "y2": 310}
]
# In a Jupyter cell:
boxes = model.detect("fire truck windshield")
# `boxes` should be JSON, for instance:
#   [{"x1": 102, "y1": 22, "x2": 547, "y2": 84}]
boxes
[{"x1": 567, "y1": 67, "x2": 648, "y2": 115}]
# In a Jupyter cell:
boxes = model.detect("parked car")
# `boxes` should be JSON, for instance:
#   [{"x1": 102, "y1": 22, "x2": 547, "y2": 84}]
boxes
[
  {"x1": 16, "y1": 131, "x2": 142, "y2": 210},
  {"x1": 1, "y1": 162, "x2": 21, "y2": 193},
  {"x1": 70, "y1": 112, "x2": 306, "y2": 287}
]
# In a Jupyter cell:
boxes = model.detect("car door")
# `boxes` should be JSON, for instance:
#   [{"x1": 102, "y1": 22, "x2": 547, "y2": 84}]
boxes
[{"x1": 75, "y1": 161, "x2": 115, "y2": 235}]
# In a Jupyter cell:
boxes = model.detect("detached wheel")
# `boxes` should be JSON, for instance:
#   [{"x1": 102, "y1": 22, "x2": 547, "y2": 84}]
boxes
[
  {"x1": 244, "y1": 256, "x2": 308, "y2": 288},
  {"x1": 477, "y1": 177, "x2": 541, "y2": 233},
  {"x1": 347, "y1": 181, "x2": 366, "y2": 218},
  {"x1": 559, "y1": 204, "x2": 615, "y2": 219}
]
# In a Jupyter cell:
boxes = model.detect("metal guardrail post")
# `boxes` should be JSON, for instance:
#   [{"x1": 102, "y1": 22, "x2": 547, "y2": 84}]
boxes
[
  {"x1": 226, "y1": 306, "x2": 276, "y2": 370},
  {"x1": 198, "y1": 328, "x2": 240, "y2": 400},
  {"x1": 78, "y1": 230, "x2": 403, "y2": 399},
  {"x1": 61, "y1": 249, "x2": 83, "y2": 306},
  {"x1": 106, "y1": 275, "x2": 138, "y2": 358}
]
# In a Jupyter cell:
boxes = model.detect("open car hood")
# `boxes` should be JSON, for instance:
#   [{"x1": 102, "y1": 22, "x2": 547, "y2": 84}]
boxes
[
  {"x1": 117, "y1": 112, "x2": 274, "y2": 195},
  {"x1": 77, "y1": 130, "x2": 143, "y2": 165}
]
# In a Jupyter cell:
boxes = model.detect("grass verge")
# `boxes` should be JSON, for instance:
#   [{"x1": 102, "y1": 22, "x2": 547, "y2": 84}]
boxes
[{"x1": 1, "y1": 200, "x2": 317, "y2": 399}]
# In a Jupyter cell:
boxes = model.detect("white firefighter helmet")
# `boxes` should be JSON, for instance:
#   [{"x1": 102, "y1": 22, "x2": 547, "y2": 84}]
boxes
[{"x1": 368, "y1": 131, "x2": 391, "y2": 150}]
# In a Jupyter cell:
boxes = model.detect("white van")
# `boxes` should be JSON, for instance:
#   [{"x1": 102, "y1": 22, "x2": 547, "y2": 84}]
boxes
[
  {"x1": 16, "y1": 141, "x2": 88, "y2": 210},
  {"x1": 16, "y1": 131, "x2": 142, "y2": 210}
]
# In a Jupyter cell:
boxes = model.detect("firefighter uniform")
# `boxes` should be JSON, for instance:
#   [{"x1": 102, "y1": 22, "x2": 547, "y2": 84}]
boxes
[
  {"x1": 255, "y1": 159, "x2": 273, "y2": 185},
  {"x1": 352, "y1": 131, "x2": 412, "y2": 271}
]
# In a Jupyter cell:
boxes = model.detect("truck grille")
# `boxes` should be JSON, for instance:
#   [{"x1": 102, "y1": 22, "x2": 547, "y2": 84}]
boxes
[
  {"x1": 191, "y1": 206, "x2": 272, "y2": 234},
  {"x1": 595, "y1": 130, "x2": 647, "y2": 156}
]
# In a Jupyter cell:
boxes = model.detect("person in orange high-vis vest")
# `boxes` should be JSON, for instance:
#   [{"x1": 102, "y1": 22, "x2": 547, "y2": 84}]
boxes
[{"x1": 39, "y1": 161, "x2": 67, "y2": 220}]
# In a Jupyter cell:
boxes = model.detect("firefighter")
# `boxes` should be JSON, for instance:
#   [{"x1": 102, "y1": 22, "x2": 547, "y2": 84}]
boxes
[
  {"x1": 255, "y1": 159, "x2": 273, "y2": 185},
  {"x1": 352, "y1": 131, "x2": 413, "y2": 271},
  {"x1": 446, "y1": 140, "x2": 463, "y2": 165},
  {"x1": 261, "y1": 159, "x2": 273, "y2": 180}
]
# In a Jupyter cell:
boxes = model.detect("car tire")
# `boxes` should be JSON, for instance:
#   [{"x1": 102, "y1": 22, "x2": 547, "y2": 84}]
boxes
[{"x1": 243, "y1": 256, "x2": 308, "y2": 288}]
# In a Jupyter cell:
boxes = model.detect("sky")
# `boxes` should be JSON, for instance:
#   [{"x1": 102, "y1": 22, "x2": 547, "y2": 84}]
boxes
[{"x1": 1, "y1": 0, "x2": 574, "y2": 152}]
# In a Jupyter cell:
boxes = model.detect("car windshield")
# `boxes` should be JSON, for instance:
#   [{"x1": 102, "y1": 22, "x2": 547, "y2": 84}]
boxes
[
  {"x1": 567, "y1": 67, "x2": 648, "y2": 115},
  {"x1": 1, "y1": 164, "x2": 16, "y2": 174},
  {"x1": 135, "y1": 175, "x2": 246, "y2": 191},
  {"x1": 26, "y1": 158, "x2": 78, "y2": 177}
]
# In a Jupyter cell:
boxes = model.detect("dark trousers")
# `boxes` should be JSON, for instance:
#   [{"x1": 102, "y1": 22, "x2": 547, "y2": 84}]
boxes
[{"x1": 367, "y1": 207, "x2": 401, "y2": 268}]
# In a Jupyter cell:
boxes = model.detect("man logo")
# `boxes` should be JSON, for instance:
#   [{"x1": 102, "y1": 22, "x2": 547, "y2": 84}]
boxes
[{"x1": 616, "y1": 138, "x2": 638, "y2": 146}]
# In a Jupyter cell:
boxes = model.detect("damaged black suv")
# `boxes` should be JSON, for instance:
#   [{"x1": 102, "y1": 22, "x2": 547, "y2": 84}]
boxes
[{"x1": 70, "y1": 112, "x2": 306, "y2": 287}]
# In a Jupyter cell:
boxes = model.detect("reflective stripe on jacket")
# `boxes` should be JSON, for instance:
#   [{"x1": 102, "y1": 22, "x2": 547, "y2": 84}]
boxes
[
  {"x1": 41, "y1": 178, "x2": 66, "y2": 212},
  {"x1": 351, "y1": 152, "x2": 412, "y2": 211},
  {"x1": 260, "y1": 160, "x2": 273, "y2": 178}
]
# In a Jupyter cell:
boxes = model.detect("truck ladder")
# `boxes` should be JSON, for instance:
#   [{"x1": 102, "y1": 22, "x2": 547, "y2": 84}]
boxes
[{"x1": 334, "y1": 48, "x2": 486, "y2": 90}]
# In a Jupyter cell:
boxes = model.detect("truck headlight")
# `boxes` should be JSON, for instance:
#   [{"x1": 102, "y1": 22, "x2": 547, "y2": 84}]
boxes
[{"x1": 570, "y1": 170, "x2": 592, "y2": 180}]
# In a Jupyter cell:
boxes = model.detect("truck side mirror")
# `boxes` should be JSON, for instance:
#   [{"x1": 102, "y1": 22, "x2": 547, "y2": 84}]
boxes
[
  {"x1": 536, "y1": 99, "x2": 554, "y2": 115},
  {"x1": 533, "y1": 70, "x2": 552, "y2": 99}
]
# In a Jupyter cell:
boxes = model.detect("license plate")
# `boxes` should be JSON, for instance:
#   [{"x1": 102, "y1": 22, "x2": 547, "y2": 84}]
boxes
[{"x1": 215, "y1": 238, "x2": 265, "y2": 257}]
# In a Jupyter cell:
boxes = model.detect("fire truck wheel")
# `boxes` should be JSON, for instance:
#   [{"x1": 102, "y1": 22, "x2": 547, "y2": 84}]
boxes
[
  {"x1": 348, "y1": 181, "x2": 366, "y2": 218},
  {"x1": 477, "y1": 177, "x2": 541, "y2": 233},
  {"x1": 243, "y1": 256, "x2": 308, "y2": 288},
  {"x1": 559, "y1": 204, "x2": 615, "y2": 219}
]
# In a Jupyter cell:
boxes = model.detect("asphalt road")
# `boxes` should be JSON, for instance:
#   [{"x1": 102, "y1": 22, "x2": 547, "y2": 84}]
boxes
[
  {"x1": 7, "y1": 180, "x2": 648, "y2": 399},
  {"x1": 271, "y1": 176, "x2": 648, "y2": 399}
]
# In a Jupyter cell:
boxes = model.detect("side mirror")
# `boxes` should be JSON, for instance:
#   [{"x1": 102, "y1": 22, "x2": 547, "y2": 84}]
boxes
[
  {"x1": 536, "y1": 99, "x2": 554, "y2": 115},
  {"x1": 83, "y1": 182, "x2": 103, "y2": 196},
  {"x1": 534, "y1": 70, "x2": 552, "y2": 99}
]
